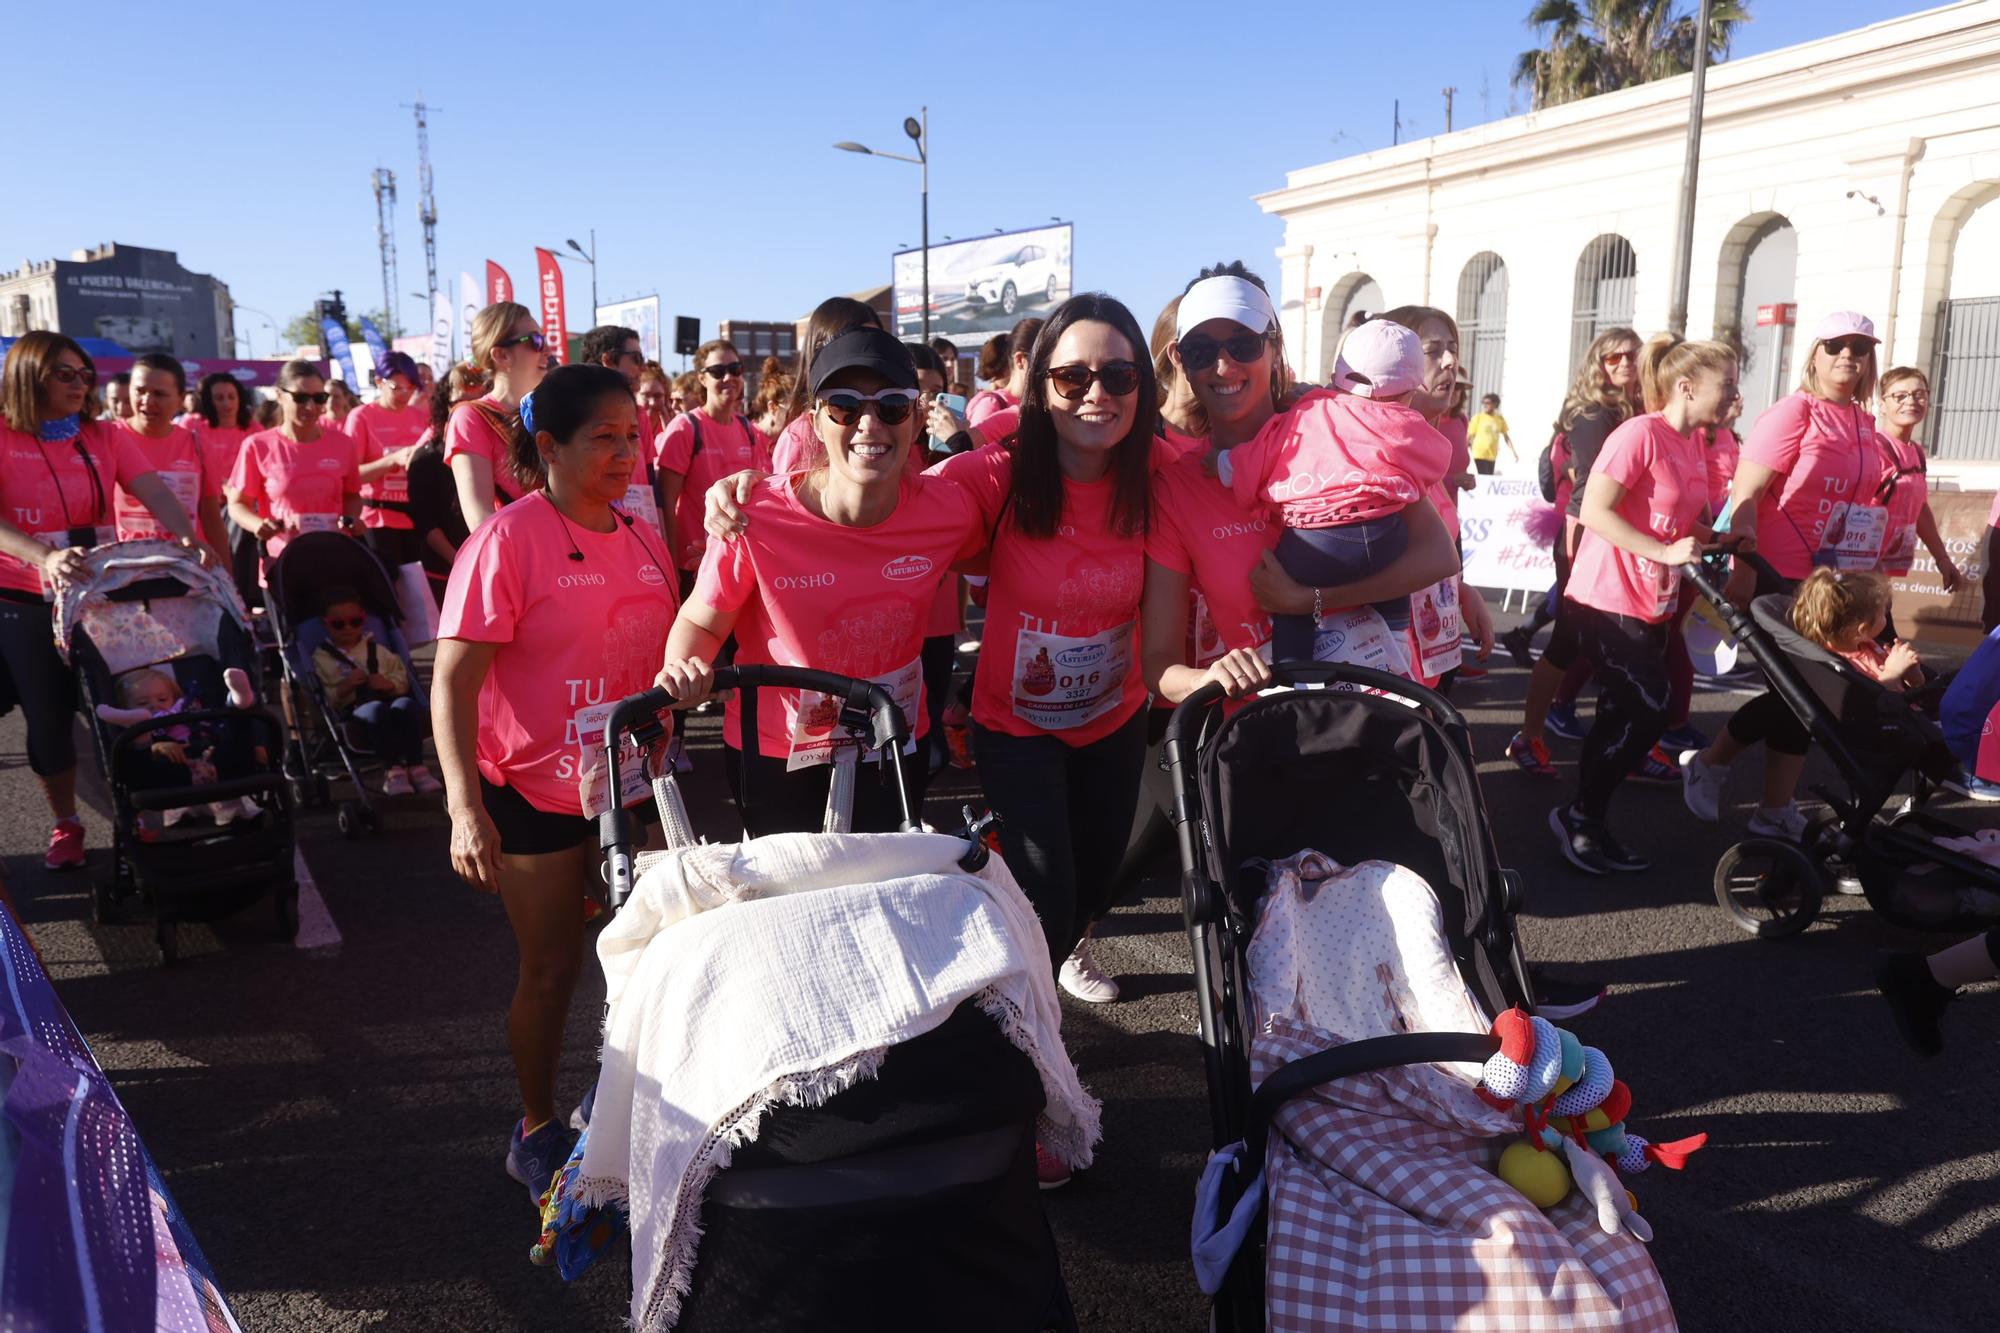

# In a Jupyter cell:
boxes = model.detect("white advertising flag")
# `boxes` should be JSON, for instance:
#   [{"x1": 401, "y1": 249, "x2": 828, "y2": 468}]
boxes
[
  {"x1": 430, "y1": 288, "x2": 454, "y2": 378},
  {"x1": 459, "y1": 272, "x2": 480, "y2": 363}
]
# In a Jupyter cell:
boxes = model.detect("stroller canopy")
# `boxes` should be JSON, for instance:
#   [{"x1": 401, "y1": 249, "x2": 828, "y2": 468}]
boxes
[
  {"x1": 265, "y1": 532, "x2": 404, "y2": 638},
  {"x1": 54, "y1": 541, "x2": 249, "y2": 674}
]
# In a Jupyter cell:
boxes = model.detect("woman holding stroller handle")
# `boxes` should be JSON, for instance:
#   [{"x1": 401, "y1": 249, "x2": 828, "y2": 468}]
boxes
[
  {"x1": 346, "y1": 350, "x2": 431, "y2": 569},
  {"x1": 0, "y1": 332, "x2": 203, "y2": 871},
  {"x1": 654, "y1": 329, "x2": 978, "y2": 835},
  {"x1": 1548, "y1": 335, "x2": 1739, "y2": 876},
  {"x1": 1680, "y1": 311, "x2": 1889, "y2": 842},
  {"x1": 116, "y1": 353, "x2": 231, "y2": 556},
  {"x1": 433, "y1": 364, "x2": 679, "y2": 1206},
  {"x1": 224, "y1": 360, "x2": 364, "y2": 569},
  {"x1": 446, "y1": 302, "x2": 547, "y2": 531}
]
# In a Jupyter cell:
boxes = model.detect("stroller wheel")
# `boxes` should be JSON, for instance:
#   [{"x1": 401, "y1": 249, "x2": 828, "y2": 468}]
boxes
[
  {"x1": 156, "y1": 918, "x2": 179, "y2": 968},
  {"x1": 274, "y1": 881, "x2": 300, "y2": 941},
  {"x1": 1714, "y1": 838, "x2": 1824, "y2": 938},
  {"x1": 336, "y1": 801, "x2": 366, "y2": 840}
]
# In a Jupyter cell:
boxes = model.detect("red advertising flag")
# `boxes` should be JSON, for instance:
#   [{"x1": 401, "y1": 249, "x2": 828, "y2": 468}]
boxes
[
  {"x1": 486, "y1": 260, "x2": 514, "y2": 306},
  {"x1": 533, "y1": 248, "x2": 568, "y2": 365}
]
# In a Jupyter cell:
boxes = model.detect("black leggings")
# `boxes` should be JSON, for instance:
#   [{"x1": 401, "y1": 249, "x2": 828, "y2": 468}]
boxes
[
  {"x1": 723, "y1": 743, "x2": 929, "y2": 838},
  {"x1": 1565, "y1": 600, "x2": 1671, "y2": 822},
  {"x1": 921, "y1": 634, "x2": 956, "y2": 749},
  {"x1": 0, "y1": 594, "x2": 77, "y2": 777},
  {"x1": 1723, "y1": 566, "x2": 1808, "y2": 757}
]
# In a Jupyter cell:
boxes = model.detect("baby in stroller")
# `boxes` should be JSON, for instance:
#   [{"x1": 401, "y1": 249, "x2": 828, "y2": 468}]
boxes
[
  {"x1": 96, "y1": 663, "x2": 261, "y2": 827},
  {"x1": 309, "y1": 586, "x2": 441, "y2": 795}
]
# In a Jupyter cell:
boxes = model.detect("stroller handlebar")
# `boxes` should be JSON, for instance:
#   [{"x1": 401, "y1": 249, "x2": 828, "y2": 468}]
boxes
[{"x1": 1166, "y1": 660, "x2": 1468, "y2": 764}]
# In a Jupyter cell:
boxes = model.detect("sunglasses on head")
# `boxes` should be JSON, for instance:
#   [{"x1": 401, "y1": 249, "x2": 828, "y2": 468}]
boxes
[
  {"x1": 46, "y1": 364, "x2": 96, "y2": 387},
  {"x1": 324, "y1": 616, "x2": 366, "y2": 630},
  {"x1": 498, "y1": 331, "x2": 548, "y2": 352},
  {"x1": 1048, "y1": 362, "x2": 1141, "y2": 400},
  {"x1": 286, "y1": 389, "x2": 332, "y2": 406},
  {"x1": 1177, "y1": 330, "x2": 1270, "y2": 369},
  {"x1": 1821, "y1": 337, "x2": 1875, "y2": 358},
  {"x1": 819, "y1": 388, "x2": 919, "y2": 426},
  {"x1": 702, "y1": 361, "x2": 745, "y2": 380}
]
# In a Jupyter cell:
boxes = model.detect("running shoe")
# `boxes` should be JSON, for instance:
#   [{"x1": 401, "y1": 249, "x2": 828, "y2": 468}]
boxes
[
  {"x1": 1544, "y1": 701, "x2": 1588, "y2": 741},
  {"x1": 1549, "y1": 805, "x2": 1610, "y2": 876},
  {"x1": 1059, "y1": 939, "x2": 1120, "y2": 1004},
  {"x1": 382, "y1": 768, "x2": 414, "y2": 796},
  {"x1": 1035, "y1": 1139, "x2": 1073, "y2": 1190},
  {"x1": 410, "y1": 767, "x2": 444, "y2": 795},
  {"x1": 1658, "y1": 723, "x2": 1710, "y2": 753},
  {"x1": 1500, "y1": 625, "x2": 1535, "y2": 669},
  {"x1": 1627, "y1": 745, "x2": 1681, "y2": 786},
  {"x1": 506, "y1": 1117, "x2": 577, "y2": 1209},
  {"x1": 44, "y1": 819, "x2": 84, "y2": 871},
  {"x1": 1679, "y1": 749, "x2": 1725, "y2": 823},
  {"x1": 1945, "y1": 772, "x2": 2000, "y2": 803},
  {"x1": 1873, "y1": 950, "x2": 1951, "y2": 1057},
  {"x1": 1594, "y1": 825, "x2": 1651, "y2": 873},
  {"x1": 1528, "y1": 966, "x2": 1606, "y2": 1020},
  {"x1": 1506, "y1": 731, "x2": 1557, "y2": 779},
  {"x1": 1747, "y1": 802, "x2": 1809, "y2": 842},
  {"x1": 1456, "y1": 662, "x2": 1488, "y2": 680}
]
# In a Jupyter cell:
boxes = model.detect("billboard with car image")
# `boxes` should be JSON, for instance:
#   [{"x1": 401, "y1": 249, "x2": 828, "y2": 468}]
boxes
[{"x1": 892, "y1": 223, "x2": 1072, "y2": 340}]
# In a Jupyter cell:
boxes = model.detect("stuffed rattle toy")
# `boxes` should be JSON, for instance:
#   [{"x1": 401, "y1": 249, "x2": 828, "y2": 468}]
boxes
[{"x1": 1477, "y1": 1007, "x2": 1706, "y2": 1241}]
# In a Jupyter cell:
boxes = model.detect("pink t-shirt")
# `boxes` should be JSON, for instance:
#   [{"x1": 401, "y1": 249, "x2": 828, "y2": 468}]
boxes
[
  {"x1": 195, "y1": 423, "x2": 252, "y2": 494},
  {"x1": 694, "y1": 472, "x2": 981, "y2": 759},
  {"x1": 657, "y1": 411, "x2": 772, "y2": 571},
  {"x1": 1741, "y1": 391, "x2": 1889, "y2": 579},
  {"x1": 1221, "y1": 390, "x2": 1451, "y2": 529},
  {"x1": 443, "y1": 397, "x2": 521, "y2": 510},
  {"x1": 1876, "y1": 431, "x2": 1928, "y2": 577},
  {"x1": 1566, "y1": 414, "x2": 1709, "y2": 624},
  {"x1": 1147, "y1": 447, "x2": 1277, "y2": 668},
  {"x1": 1158, "y1": 425, "x2": 1206, "y2": 467},
  {"x1": 114, "y1": 423, "x2": 216, "y2": 542},
  {"x1": 768, "y1": 413, "x2": 816, "y2": 475},
  {"x1": 226, "y1": 426, "x2": 363, "y2": 559},
  {"x1": 933, "y1": 444, "x2": 1148, "y2": 746},
  {"x1": 439, "y1": 492, "x2": 680, "y2": 815},
  {"x1": 966, "y1": 389, "x2": 1017, "y2": 428},
  {"x1": 1702, "y1": 427, "x2": 1739, "y2": 522},
  {"x1": 0, "y1": 420, "x2": 148, "y2": 595},
  {"x1": 346, "y1": 402, "x2": 429, "y2": 531}
]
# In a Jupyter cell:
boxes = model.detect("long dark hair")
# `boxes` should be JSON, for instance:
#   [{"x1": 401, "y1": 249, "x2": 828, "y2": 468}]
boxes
[
  {"x1": 198, "y1": 371, "x2": 254, "y2": 429},
  {"x1": 1009, "y1": 293, "x2": 1156, "y2": 540}
]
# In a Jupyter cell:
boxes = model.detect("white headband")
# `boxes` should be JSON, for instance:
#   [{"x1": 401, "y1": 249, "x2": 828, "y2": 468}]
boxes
[{"x1": 1176, "y1": 275, "x2": 1276, "y2": 341}]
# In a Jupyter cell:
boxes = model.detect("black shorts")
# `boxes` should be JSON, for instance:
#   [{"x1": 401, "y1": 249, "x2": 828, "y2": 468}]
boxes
[{"x1": 479, "y1": 776, "x2": 657, "y2": 856}]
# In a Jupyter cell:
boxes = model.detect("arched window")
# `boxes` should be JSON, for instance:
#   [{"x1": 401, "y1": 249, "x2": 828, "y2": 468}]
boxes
[
  {"x1": 1934, "y1": 189, "x2": 2000, "y2": 459},
  {"x1": 1456, "y1": 253, "x2": 1508, "y2": 403},
  {"x1": 1570, "y1": 235, "x2": 1637, "y2": 370},
  {"x1": 1320, "y1": 272, "x2": 1385, "y2": 380},
  {"x1": 1712, "y1": 213, "x2": 1798, "y2": 423}
]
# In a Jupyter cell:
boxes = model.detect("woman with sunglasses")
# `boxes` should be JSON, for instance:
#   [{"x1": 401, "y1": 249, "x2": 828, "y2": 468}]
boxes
[
  {"x1": 434, "y1": 363, "x2": 679, "y2": 1209},
  {"x1": 655, "y1": 339, "x2": 768, "y2": 577},
  {"x1": 656, "y1": 329, "x2": 977, "y2": 834},
  {"x1": 1875, "y1": 366, "x2": 1959, "y2": 593},
  {"x1": 347, "y1": 351, "x2": 431, "y2": 569},
  {"x1": 446, "y1": 302, "x2": 546, "y2": 531},
  {"x1": 1679, "y1": 311, "x2": 1891, "y2": 842},
  {"x1": 769, "y1": 297, "x2": 884, "y2": 474},
  {"x1": 0, "y1": 332, "x2": 202, "y2": 870},
  {"x1": 115, "y1": 352, "x2": 230, "y2": 555},
  {"x1": 225, "y1": 360, "x2": 364, "y2": 572}
]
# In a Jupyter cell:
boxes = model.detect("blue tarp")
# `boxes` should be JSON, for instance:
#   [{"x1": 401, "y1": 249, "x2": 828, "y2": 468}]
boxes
[{"x1": 0, "y1": 336, "x2": 132, "y2": 360}]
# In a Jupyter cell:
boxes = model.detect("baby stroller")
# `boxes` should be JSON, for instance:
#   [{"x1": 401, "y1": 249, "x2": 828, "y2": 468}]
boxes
[
  {"x1": 547, "y1": 664, "x2": 1088, "y2": 1333},
  {"x1": 56, "y1": 540, "x2": 296, "y2": 966},
  {"x1": 1167, "y1": 661, "x2": 1616, "y2": 1332},
  {"x1": 263, "y1": 531, "x2": 427, "y2": 838},
  {"x1": 1682, "y1": 553, "x2": 2000, "y2": 939}
]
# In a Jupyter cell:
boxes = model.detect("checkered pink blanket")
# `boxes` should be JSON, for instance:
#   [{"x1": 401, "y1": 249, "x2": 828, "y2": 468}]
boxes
[{"x1": 1257, "y1": 1018, "x2": 1677, "y2": 1332}]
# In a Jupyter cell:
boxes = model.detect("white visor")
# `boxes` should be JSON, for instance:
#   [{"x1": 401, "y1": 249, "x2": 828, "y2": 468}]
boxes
[{"x1": 1176, "y1": 276, "x2": 1276, "y2": 341}]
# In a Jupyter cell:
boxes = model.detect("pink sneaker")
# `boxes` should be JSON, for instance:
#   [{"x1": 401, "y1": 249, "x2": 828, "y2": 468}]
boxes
[
  {"x1": 45, "y1": 819, "x2": 85, "y2": 871},
  {"x1": 1035, "y1": 1139, "x2": 1072, "y2": 1190},
  {"x1": 410, "y1": 766, "x2": 443, "y2": 795}
]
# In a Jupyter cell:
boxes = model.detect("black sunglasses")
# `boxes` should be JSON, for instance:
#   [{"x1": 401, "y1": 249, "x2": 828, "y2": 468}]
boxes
[
  {"x1": 702, "y1": 362, "x2": 745, "y2": 380},
  {"x1": 819, "y1": 389, "x2": 918, "y2": 426},
  {"x1": 1821, "y1": 337, "x2": 1875, "y2": 358},
  {"x1": 324, "y1": 616, "x2": 366, "y2": 630},
  {"x1": 1048, "y1": 362, "x2": 1141, "y2": 400},
  {"x1": 285, "y1": 389, "x2": 332, "y2": 406},
  {"x1": 1177, "y1": 331, "x2": 1270, "y2": 369},
  {"x1": 498, "y1": 331, "x2": 548, "y2": 352}
]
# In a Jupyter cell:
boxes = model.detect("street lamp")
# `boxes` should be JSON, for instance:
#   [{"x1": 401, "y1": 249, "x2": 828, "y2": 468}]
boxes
[
  {"x1": 544, "y1": 233, "x2": 599, "y2": 316},
  {"x1": 230, "y1": 301, "x2": 280, "y2": 358},
  {"x1": 834, "y1": 108, "x2": 929, "y2": 339}
]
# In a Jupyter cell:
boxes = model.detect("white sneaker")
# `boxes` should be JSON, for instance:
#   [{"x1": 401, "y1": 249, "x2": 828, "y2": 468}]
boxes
[
  {"x1": 1748, "y1": 802, "x2": 1809, "y2": 842},
  {"x1": 210, "y1": 800, "x2": 239, "y2": 826},
  {"x1": 409, "y1": 767, "x2": 443, "y2": 795},
  {"x1": 382, "y1": 768, "x2": 414, "y2": 796},
  {"x1": 1059, "y1": 939, "x2": 1120, "y2": 1004},
  {"x1": 1679, "y1": 750, "x2": 1725, "y2": 822}
]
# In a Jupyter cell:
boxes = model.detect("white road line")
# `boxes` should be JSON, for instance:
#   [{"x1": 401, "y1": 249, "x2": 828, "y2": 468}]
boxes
[{"x1": 292, "y1": 845, "x2": 341, "y2": 952}]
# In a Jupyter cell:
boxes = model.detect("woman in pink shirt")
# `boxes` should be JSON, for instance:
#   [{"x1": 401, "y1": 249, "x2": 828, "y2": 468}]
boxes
[
  {"x1": 116, "y1": 353, "x2": 230, "y2": 555},
  {"x1": 196, "y1": 370, "x2": 263, "y2": 599},
  {"x1": 657, "y1": 329, "x2": 977, "y2": 834},
  {"x1": 1874, "y1": 366, "x2": 1959, "y2": 589},
  {"x1": 1550, "y1": 335, "x2": 1738, "y2": 876},
  {"x1": 434, "y1": 364, "x2": 680, "y2": 1207},
  {"x1": 445, "y1": 302, "x2": 546, "y2": 531},
  {"x1": 224, "y1": 361, "x2": 364, "y2": 572},
  {"x1": 932, "y1": 316, "x2": 1042, "y2": 453},
  {"x1": 346, "y1": 350, "x2": 431, "y2": 569},
  {"x1": 654, "y1": 339, "x2": 770, "y2": 576},
  {"x1": 768, "y1": 296, "x2": 885, "y2": 475},
  {"x1": 0, "y1": 333, "x2": 201, "y2": 870}
]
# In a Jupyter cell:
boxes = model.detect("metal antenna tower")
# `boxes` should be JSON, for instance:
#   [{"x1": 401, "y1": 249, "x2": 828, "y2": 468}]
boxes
[
  {"x1": 401, "y1": 93, "x2": 442, "y2": 322},
  {"x1": 371, "y1": 168, "x2": 399, "y2": 338}
]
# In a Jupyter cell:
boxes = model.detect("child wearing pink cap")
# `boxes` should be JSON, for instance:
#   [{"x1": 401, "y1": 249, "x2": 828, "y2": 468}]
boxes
[{"x1": 1213, "y1": 319, "x2": 1453, "y2": 661}]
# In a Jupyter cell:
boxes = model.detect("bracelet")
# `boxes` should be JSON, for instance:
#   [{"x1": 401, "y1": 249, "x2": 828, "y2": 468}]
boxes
[{"x1": 1311, "y1": 585, "x2": 1324, "y2": 622}]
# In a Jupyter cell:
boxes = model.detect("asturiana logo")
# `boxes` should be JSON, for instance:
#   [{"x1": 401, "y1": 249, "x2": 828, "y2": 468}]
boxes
[
  {"x1": 636, "y1": 564, "x2": 666, "y2": 586},
  {"x1": 881, "y1": 554, "x2": 934, "y2": 582}
]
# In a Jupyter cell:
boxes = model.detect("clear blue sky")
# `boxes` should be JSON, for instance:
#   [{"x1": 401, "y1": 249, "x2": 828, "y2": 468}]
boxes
[{"x1": 6, "y1": 0, "x2": 1914, "y2": 357}]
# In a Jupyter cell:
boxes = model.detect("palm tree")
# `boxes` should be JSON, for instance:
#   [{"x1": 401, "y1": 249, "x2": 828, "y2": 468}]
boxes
[{"x1": 1513, "y1": 0, "x2": 1750, "y2": 110}]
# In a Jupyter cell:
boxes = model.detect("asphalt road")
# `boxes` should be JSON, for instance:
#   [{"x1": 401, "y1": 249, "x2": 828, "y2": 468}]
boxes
[{"x1": 2, "y1": 616, "x2": 1995, "y2": 1333}]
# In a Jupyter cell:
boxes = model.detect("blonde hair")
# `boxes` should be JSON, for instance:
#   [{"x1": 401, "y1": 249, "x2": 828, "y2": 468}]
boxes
[
  {"x1": 1637, "y1": 333, "x2": 1737, "y2": 413},
  {"x1": 114, "y1": 667, "x2": 178, "y2": 710},
  {"x1": 1150, "y1": 296, "x2": 1181, "y2": 404},
  {"x1": 1880, "y1": 365, "x2": 1928, "y2": 396},
  {"x1": 1556, "y1": 327, "x2": 1641, "y2": 432},
  {"x1": 469, "y1": 301, "x2": 534, "y2": 374},
  {"x1": 1800, "y1": 335, "x2": 1878, "y2": 406},
  {"x1": 1791, "y1": 567, "x2": 1891, "y2": 650}
]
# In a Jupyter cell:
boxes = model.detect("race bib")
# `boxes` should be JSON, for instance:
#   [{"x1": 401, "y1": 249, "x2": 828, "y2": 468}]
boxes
[
  {"x1": 294, "y1": 513, "x2": 342, "y2": 534},
  {"x1": 573, "y1": 700, "x2": 658, "y2": 819},
  {"x1": 1812, "y1": 501, "x2": 1887, "y2": 571},
  {"x1": 1311, "y1": 606, "x2": 1411, "y2": 679},
  {"x1": 621, "y1": 482, "x2": 662, "y2": 533},
  {"x1": 116, "y1": 471, "x2": 200, "y2": 542},
  {"x1": 1012, "y1": 621, "x2": 1134, "y2": 731},
  {"x1": 787, "y1": 657, "x2": 921, "y2": 770},
  {"x1": 372, "y1": 472, "x2": 409, "y2": 504},
  {"x1": 1410, "y1": 578, "x2": 1464, "y2": 679},
  {"x1": 1879, "y1": 522, "x2": 1919, "y2": 578}
]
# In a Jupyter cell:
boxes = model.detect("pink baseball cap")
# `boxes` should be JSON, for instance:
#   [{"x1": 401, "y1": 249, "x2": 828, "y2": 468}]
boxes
[
  {"x1": 1333, "y1": 319, "x2": 1425, "y2": 399},
  {"x1": 1811, "y1": 310, "x2": 1877, "y2": 344}
]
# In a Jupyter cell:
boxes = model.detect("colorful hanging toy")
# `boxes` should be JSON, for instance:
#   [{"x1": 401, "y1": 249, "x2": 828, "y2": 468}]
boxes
[{"x1": 1477, "y1": 1007, "x2": 1706, "y2": 1213}]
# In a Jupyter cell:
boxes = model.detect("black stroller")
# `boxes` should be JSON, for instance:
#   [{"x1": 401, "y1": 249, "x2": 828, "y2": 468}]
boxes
[
  {"x1": 56, "y1": 541, "x2": 296, "y2": 966},
  {"x1": 1165, "y1": 661, "x2": 1535, "y2": 1332},
  {"x1": 263, "y1": 531, "x2": 427, "y2": 838},
  {"x1": 1682, "y1": 554, "x2": 2000, "y2": 939},
  {"x1": 558, "y1": 664, "x2": 1077, "y2": 1332}
]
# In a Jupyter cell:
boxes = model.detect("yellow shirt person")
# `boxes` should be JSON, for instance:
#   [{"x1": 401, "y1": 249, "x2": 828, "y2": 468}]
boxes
[{"x1": 1467, "y1": 396, "x2": 1514, "y2": 471}]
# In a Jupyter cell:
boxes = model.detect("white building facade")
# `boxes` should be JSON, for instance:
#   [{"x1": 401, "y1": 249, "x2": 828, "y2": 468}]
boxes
[{"x1": 1257, "y1": 0, "x2": 2000, "y2": 479}]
